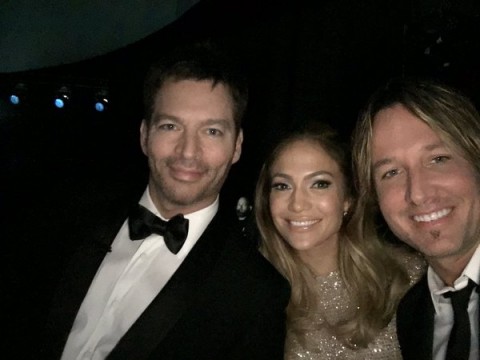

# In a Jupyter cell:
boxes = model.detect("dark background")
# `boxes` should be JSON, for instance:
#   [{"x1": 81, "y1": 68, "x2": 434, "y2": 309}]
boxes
[
  {"x1": 2, "y1": 0, "x2": 479, "y2": 207},
  {"x1": 1, "y1": 0, "x2": 480, "y2": 357}
]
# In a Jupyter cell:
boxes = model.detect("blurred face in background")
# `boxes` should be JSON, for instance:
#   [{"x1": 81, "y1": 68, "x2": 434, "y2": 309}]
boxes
[{"x1": 236, "y1": 197, "x2": 250, "y2": 219}]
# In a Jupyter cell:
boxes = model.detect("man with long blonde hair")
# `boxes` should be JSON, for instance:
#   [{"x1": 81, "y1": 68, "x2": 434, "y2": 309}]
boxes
[{"x1": 352, "y1": 78, "x2": 480, "y2": 360}]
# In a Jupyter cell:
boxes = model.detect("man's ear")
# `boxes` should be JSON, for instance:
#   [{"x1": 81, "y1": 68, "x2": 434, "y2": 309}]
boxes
[
  {"x1": 140, "y1": 119, "x2": 148, "y2": 155},
  {"x1": 232, "y1": 129, "x2": 243, "y2": 164}
]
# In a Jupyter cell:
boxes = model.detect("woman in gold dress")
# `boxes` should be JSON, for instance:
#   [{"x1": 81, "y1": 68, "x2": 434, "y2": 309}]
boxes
[{"x1": 255, "y1": 122, "x2": 424, "y2": 359}]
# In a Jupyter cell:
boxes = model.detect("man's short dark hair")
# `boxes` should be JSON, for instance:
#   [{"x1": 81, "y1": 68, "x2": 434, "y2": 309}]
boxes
[{"x1": 143, "y1": 41, "x2": 248, "y2": 133}]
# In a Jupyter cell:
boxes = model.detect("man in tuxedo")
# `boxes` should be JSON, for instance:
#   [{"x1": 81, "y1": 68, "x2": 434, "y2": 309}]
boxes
[
  {"x1": 352, "y1": 78, "x2": 479, "y2": 360},
  {"x1": 37, "y1": 42, "x2": 290, "y2": 360}
]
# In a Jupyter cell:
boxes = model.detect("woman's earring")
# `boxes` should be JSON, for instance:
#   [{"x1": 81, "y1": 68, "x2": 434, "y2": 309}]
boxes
[{"x1": 343, "y1": 210, "x2": 348, "y2": 217}]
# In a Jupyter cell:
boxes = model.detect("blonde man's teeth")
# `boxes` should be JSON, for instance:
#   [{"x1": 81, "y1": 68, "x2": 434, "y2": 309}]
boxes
[{"x1": 413, "y1": 208, "x2": 451, "y2": 222}]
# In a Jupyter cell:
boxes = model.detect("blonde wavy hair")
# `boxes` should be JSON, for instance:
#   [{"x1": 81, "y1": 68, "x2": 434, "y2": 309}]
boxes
[
  {"x1": 350, "y1": 76, "x2": 480, "y2": 343},
  {"x1": 352, "y1": 77, "x2": 480, "y2": 207},
  {"x1": 255, "y1": 122, "x2": 410, "y2": 348}
]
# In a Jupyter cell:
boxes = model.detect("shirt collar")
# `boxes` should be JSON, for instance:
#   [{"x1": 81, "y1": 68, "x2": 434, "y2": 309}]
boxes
[
  {"x1": 428, "y1": 244, "x2": 480, "y2": 300},
  {"x1": 139, "y1": 185, "x2": 219, "y2": 221}
]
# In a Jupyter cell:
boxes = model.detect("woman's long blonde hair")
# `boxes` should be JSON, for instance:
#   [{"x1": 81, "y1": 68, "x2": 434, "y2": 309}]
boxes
[{"x1": 255, "y1": 121, "x2": 410, "y2": 348}]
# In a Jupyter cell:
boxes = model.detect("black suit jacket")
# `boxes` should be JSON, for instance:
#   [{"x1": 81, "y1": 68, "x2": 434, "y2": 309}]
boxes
[
  {"x1": 9, "y1": 179, "x2": 289, "y2": 360},
  {"x1": 396, "y1": 275, "x2": 435, "y2": 360},
  {"x1": 397, "y1": 273, "x2": 480, "y2": 360}
]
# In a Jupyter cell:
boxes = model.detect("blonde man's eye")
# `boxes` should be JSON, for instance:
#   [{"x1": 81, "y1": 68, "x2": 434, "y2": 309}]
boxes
[
  {"x1": 431, "y1": 155, "x2": 450, "y2": 164},
  {"x1": 382, "y1": 169, "x2": 399, "y2": 180}
]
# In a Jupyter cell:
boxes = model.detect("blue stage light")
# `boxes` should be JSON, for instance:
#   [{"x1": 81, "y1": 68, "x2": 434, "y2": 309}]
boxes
[
  {"x1": 9, "y1": 83, "x2": 27, "y2": 105},
  {"x1": 9, "y1": 94, "x2": 20, "y2": 105},
  {"x1": 94, "y1": 90, "x2": 109, "y2": 112},
  {"x1": 54, "y1": 95, "x2": 68, "y2": 108},
  {"x1": 94, "y1": 98, "x2": 108, "y2": 112},
  {"x1": 54, "y1": 86, "x2": 71, "y2": 109}
]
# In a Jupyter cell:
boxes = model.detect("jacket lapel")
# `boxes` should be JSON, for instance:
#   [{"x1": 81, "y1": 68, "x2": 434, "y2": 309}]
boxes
[
  {"x1": 397, "y1": 275, "x2": 434, "y2": 360},
  {"x1": 41, "y1": 202, "x2": 131, "y2": 359},
  {"x1": 107, "y1": 210, "x2": 230, "y2": 360}
]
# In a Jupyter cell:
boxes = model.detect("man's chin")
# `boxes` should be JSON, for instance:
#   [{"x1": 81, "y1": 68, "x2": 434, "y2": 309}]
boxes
[{"x1": 164, "y1": 189, "x2": 211, "y2": 208}]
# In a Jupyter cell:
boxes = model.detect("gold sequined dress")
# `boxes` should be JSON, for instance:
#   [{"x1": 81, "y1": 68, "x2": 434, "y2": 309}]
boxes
[{"x1": 285, "y1": 249, "x2": 425, "y2": 360}]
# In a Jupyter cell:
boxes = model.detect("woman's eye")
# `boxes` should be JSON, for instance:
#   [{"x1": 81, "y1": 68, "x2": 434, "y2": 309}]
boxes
[
  {"x1": 312, "y1": 180, "x2": 331, "y2": 189},
  {"x1": 271, "y1": 182, "x2": 290, "y2": 191}
]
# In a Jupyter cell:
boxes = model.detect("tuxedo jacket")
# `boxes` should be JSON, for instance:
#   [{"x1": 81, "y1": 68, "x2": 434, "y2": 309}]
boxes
[
  {"x1": 396, "y1": 275, "x2": 434, "y2": 360},
  {"x1": 16, "y1": 180, "x2": 290, "y2": 360},
  {"x1": 396, "y1": 273, "x2": 480, "y2": 360}
]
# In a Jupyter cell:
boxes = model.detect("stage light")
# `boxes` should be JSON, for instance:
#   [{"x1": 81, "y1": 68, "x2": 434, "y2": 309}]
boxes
[
  {"x1": 94, "y1": 89, "x2": 109, "y2": 112},
  {"x1": 9, "y1": 83, "x2": 27, "y2": 105},
  {"x1": 54, "y1": 86, "x2": 71, "y2": 109},
  {"x1": 9, "y1": 94, "x2": 20, "y2": 105}
]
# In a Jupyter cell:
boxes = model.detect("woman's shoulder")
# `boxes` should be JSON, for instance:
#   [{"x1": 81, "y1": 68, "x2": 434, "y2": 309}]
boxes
[{"x1": 388, "y1": 244, "x2": 426, "y2": 285}]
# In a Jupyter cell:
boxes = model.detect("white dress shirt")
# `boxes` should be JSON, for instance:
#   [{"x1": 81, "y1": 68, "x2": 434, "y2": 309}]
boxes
[
  {"x1": 61, "y1": 187, "x2": 218, "y2": 360},
  {"x1": 429, "y1": 244, "x2": 480, "y2": 360}
]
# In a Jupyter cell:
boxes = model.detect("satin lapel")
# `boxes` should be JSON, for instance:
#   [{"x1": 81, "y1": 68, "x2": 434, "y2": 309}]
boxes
[
  {"x1": 107, "y1": 211, "x2": 230, "y2": 360},
  {"x1": 42, "y1": 205, "x2": 130, "y2": 359},
  {"x1": 397, "y1": 275, "x2": 434, "y2": 360}
]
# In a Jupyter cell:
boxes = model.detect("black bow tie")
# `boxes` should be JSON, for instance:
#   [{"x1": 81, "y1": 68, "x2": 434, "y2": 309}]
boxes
[{"x1": 128, "y1": 204, "x2": 189, "y2": 254}]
